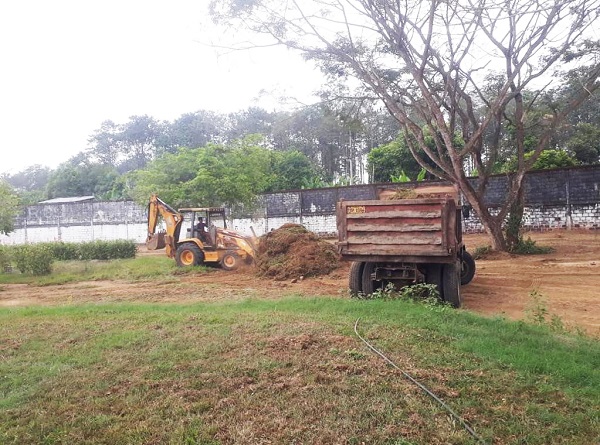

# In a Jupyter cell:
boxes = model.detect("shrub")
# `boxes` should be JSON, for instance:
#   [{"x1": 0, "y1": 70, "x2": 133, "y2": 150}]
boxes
[
  {"x1": 77, "y1": 240, "x2": 137, "y2": 260},
  {"x1": 473, "y1": 245, "x2": 493, "y2": 260},
  {"x1": 510, "y1": 237, "x2": 554, "y2": 255},
  {"x1": 12, "y1": 245, "x2": 54, "y2": 275},
  {"x1": 35, "y1": 240, "x2": 137, "y2": 261},
  {"x1": 0, "y1": 245, "x2": 11, "y2": 272}
]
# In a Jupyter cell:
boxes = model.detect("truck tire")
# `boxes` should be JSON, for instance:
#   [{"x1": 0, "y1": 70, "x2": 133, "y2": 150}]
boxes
[
  {"x1": 220, "y1": 252, "x2": 240, "y2": 271},
  {"x1": 460, "y1": 251, "x2": 476, "y2": 285},
  {"x1": 442, "y1": 262, "x2": 462, "y2": 308},
  {"x1": 175, "y1": 243, "x2": 204, "y2": 267},
  {"x1": 424, "y1": 264, "x2": 443, "y2": 300},
  {"x1": 349, "y1": 262, "x2": 365, "y2": 296},
  {"x1": 362, "y1": 262, "x2": 383, "y2": 296}
]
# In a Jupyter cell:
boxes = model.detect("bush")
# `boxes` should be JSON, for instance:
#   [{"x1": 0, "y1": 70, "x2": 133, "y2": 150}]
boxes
[
  {"x1": 77, "y1": 240, "x2": 137, "y2": 260},
  {"x1": 510, "y1": 237, "x2": 554, "y2": 255},
  {"x1": 36, "y1": 240, "x2": 138, "y2": 261},
  {"x1": 12, "y1": 245, "x2": 54, "y2": 275},
  {"x1": 0, "y1": 245, "x2": 11, "y2": 272}
]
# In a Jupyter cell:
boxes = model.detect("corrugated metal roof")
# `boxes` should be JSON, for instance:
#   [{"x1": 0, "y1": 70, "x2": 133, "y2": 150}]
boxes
[{"x1": 38, "y1": 196, "x2": 95, "y2": 204}]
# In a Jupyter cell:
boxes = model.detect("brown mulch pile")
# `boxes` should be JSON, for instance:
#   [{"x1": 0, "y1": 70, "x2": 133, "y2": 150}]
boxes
[{"x1": 255, "y1": 224, "x2": 340, "y2": 280}]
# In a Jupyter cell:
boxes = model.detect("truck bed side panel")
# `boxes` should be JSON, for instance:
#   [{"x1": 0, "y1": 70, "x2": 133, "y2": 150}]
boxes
[{"x1": 337, "y1": 198, "x2": 457, "y2": 261}]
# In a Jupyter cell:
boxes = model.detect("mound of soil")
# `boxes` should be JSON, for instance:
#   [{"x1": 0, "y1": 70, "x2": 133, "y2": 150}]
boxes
[{"x1": 255, "y1": 224, "x2": 339, "y2": 280}]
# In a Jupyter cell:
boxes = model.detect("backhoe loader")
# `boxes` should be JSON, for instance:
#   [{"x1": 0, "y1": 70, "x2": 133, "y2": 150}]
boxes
[{"x1": 146, "y1": 194, "x2": 255, "y2": 270}]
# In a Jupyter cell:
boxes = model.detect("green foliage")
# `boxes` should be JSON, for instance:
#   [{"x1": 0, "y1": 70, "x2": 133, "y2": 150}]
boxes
[
  {"x1": 510, "y1": 237, "x2": 554, "y2": 255},
  {"x1": 0, "y1": 180, "x2": 20, "y2": 235},
  {"x1": 502, "y1": 149, "x2": 577, "y2": 172},
  {"x1": 11, "y1": 245, "x2": 54, "y2": 275},
  {"x1": 267, "y1": 150, "x2": 320, "y2": 191},
  {"x1": 390, "y1": 170, "x2": 411, "y2": 183},
  {"x1": 45, "y1": 162, "x2": 122, "y2": 200},
  {"x1": 2, "y1": 241, "x2": 137, "y2": 277},
  {"x1": 40, "y1": 240, "x2": 138, "y2": 261},
  {"x1": 472, "y1": 245, "x2": 493, "y2": 260},
  {"x1": 566, "y1": 123, "x2": 600, "y2": 164},
  {"x1": 360, "y1": 282, "x2": 442, "y2": 307},
  {"x1": 367, "y1": 136, "x2": 421, "y2": 183},
  {"x1": 132, "y1": 135, "x2": 318, "y2": 208},
  {"x1": 0, "y1": 245, "x2": 10, "y2": 271}
]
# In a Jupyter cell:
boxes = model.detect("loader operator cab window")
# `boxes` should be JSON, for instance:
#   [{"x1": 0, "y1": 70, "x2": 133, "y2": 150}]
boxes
[{"x1": 195, "y1": 217, "x2": 211, "y2": 245}]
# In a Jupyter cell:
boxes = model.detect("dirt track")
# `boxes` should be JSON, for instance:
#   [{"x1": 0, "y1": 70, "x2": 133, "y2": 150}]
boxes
[{"x1": 1, "y1": 230, "x2": 599, "y2": 335}]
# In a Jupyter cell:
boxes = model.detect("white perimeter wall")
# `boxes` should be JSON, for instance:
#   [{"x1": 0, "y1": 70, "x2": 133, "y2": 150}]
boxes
[{"x1": 1, "y1": 204, "x2": 598, "y2": 246}]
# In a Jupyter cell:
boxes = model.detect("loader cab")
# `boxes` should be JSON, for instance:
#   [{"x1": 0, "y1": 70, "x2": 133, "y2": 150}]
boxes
[{"x1": 179, "y1": 207, "x2": 227, "y2": 247}]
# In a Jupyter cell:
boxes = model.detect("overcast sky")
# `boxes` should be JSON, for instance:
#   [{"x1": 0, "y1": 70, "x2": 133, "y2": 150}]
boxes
[{"x1": 0, "y1": 0, "x2": 324, "y2": 175}]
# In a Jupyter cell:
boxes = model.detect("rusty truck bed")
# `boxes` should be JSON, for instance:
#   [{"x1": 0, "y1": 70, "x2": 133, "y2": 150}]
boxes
[{"x1": 336, "y1": 198, "x2": 459, "y2": 264}]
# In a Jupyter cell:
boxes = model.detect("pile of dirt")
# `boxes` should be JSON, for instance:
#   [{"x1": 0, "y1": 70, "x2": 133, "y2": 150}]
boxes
[{"x1": 255, "y1": 224, "x2": 339, "y2": 280}]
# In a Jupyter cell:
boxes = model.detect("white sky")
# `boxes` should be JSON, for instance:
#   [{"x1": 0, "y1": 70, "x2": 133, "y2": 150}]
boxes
[{"x1": 0, "y1": 0, "x2": 324, "y2": 175}]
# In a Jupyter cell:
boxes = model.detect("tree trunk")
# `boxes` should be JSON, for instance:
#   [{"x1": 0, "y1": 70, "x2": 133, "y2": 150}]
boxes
[{"x1": 505, "y1": 186, "x2": 525, "y2": 251}]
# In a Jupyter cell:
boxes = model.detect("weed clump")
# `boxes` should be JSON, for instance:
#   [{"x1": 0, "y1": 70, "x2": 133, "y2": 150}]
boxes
[
  {"x1": 510, "y1": 237, "x2": 554, "y2": 255},
  {"x1": 255, "y1": 224, "x2": 339, "y2": 280}
]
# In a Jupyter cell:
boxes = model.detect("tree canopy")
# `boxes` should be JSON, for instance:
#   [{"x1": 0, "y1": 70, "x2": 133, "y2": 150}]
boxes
[
  {"x1": 0, "y1": 180, "x2": 20, "y2": 235},
  {"x1": 130, "y1": 135, "x2": 320, "y2": 210},
  {"x1": 210, "y1": 0, "x2": 600, "y2": 250}
]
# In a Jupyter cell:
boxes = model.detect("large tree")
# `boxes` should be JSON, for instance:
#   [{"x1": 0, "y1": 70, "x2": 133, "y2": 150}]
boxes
[
  {"x1": 130, "y1": 135, "x2": 318, "y2": 209},
  {"x1": 210, "y1": 0, "x2": 600, "y2": 250}
]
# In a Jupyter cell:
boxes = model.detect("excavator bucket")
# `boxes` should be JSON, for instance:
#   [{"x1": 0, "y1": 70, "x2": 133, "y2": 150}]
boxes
[{"x1": 146, "y1": 232, "x2": 166, "y2": 250}]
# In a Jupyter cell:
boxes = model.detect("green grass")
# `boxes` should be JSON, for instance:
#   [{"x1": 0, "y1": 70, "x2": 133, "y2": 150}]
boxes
[{"x1": 1, "y1": 297, "x2": 598, "y2": 444}]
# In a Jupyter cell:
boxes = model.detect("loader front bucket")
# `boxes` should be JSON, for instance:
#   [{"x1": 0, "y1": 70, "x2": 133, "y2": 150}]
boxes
[{"x1": 146, "y1": 232, "x2": 166, "y2": 250}]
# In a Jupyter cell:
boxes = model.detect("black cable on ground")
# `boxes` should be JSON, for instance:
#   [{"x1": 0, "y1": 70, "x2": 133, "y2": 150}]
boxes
[{"x1": 354, "y1": 318, "x2": 487, "y2": 444}]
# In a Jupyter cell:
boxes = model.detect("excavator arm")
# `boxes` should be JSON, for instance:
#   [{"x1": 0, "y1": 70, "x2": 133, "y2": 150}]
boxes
[{"x1": 146, "y1": 194, "x2": 184, "y2": 258}]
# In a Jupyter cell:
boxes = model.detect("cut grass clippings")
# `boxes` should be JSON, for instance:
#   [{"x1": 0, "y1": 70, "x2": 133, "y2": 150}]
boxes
[{"x1": 1, "y1": 297, "x2": 599, "y2": 444}]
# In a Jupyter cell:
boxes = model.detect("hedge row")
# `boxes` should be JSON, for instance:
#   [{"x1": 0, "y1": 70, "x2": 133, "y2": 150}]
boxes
[
  {"x1": 38, "y1": 240, "x2": 138, "y2": 261},
  {"x1": 0, "y1": 240, "x2": 138, "y2": 276}
]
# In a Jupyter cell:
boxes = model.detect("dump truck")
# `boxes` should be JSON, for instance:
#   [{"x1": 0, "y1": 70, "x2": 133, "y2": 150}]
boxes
[
  {"x1": 146, "y1": 194, "x2": 256, "y2": 270},
  {"x1": 336, "y1": 185, "x2": 475, "y2": 307}
]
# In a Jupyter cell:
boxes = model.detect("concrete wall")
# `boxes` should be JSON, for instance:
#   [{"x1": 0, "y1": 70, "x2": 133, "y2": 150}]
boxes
[
  {"x1": 0, "y1": 201, "x2": 147, "y2": 245},
  {"x1": 1, "y1": 166, "x2": 599, "y2": 245}
]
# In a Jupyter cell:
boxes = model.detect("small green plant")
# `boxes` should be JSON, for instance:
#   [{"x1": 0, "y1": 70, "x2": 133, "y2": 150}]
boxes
[
  {"x1": 510, "y1": 237, "x2": 554, "y2": 255},
  {"x1": 472, "y1": 245, "x2": 493, "y2": 260},
  {"x1": 390, "y1": 170, "x2": 411, "y2": 183},
  {"x1": 345, "y1": 349, "x2": 366, "y2": 360},
  {"x1": 369, "y1": 282, "x2": 397, "y2": 299},
  {"x1": 399, "y1": 283, "x2": 440, "y2": 301},
  {"x1": 525, "y1": 289, "x2": 549, "y2": 325}
]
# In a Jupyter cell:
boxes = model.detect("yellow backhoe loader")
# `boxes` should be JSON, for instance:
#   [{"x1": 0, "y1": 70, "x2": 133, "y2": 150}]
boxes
[{"x1": 146, "y1": 194, "x2": 255, "y2": 270}]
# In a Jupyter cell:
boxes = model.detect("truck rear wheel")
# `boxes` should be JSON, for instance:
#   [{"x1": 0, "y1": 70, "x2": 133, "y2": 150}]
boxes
[
  {"x1": 442, "y1": 262, "x2": 462, "y2": 308},
  {"x1": 362, "y1": 262, "x2": 383, "y2": 296},
  {"x1": 175, "y1": 243, "x2": 204, "y2": 267},
  {"x1": 460, "y1": 251, "x2": 476, "y2": 285},
  {"x1": 349, "y1": 262, "x2": 364, "y2": 296}
]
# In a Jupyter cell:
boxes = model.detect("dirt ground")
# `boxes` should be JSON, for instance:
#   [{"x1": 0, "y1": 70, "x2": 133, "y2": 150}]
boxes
[{"x1": 1, "y1": 230, "x2": 598, "y2": 336}]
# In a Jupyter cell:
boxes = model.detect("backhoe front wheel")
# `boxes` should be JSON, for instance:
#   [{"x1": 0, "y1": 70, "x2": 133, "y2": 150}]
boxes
[
  {"x1": 220, "y1": 252, "x2": 241, "y2": 271},
  {"x1": 175, "y1": 243, "x2": 204, "y2": 267}
]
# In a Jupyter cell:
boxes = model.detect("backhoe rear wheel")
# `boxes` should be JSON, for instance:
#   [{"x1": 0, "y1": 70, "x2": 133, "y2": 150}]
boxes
[
  {"x1": 220, "y1": 252, "x2": 240, "y2": 271},
  {"x1": 175, "y1": 243, "x2": 204, "y2": 267}
]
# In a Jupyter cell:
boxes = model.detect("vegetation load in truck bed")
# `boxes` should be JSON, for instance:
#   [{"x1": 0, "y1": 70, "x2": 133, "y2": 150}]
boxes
[{"x1": 255, "y1": 224, "x2": 339, "y2": 280}]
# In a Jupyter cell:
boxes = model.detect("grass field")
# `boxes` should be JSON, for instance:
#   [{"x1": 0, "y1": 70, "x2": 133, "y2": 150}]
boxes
[{"x1": 1, "y1": 286, "x2": 599, "y2": 444}]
